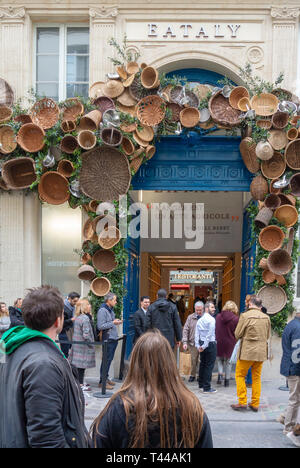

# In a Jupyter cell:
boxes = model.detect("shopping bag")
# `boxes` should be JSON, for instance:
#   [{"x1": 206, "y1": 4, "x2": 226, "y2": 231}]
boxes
[
  {"x1": 179, "y1": 351, "x2": 192, "y2": 375},
  {"x1": 229, "y1": 340, "x2": 240, "y2": 364}
]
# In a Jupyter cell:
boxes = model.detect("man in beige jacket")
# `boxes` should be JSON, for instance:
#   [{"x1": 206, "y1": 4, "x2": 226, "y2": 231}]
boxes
[
  {"x1": 182, "y1": 301, "x2": 204, "y2": 382},
  {"x1": 231, "y1": 295, "x2": 271, "y2": 412}
]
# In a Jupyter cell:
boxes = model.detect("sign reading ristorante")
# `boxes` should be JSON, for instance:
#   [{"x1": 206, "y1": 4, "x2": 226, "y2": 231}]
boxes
[{"x1": 170, "y1": 271, "x2": 214, "y2": 284}]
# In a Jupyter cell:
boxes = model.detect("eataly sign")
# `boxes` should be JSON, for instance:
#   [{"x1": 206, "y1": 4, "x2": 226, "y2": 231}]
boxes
[{"x1": 147, "y1": 23, "x2": 241, "y2": 39}]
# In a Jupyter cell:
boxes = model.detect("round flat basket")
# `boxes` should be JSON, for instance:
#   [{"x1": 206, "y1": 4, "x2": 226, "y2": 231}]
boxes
[
  {"x1": 38, "y1": 171, "x2": 70, "y2": 205},
  {"x1": 250, "y1": 93, "x2": 279, "y2": 116},
  {"x1": 77, "y1": 265, "x2": 96, "y2": 281},
  {"x1": 0, "y1": 105, "x2": 13, "y2": 124},
  {"x1": 92, "y1": 249, "x2": 118, "y2": 273},
  {"x1": 1, "y1": 157, "x2": 36, "y2": 190},
  {"x1": 89, "y1": 82, "x2": 104, "y2": 99},
  {"x1": 129, "y1": 77, "x2": 153, "y2": 101},
  {"x1": 137, "y1": 95, "x2": 166, "y2": 126},
  {"x1": 93, "y1": 96, "x2": 115, "y2": 114},
  {"x1": 0, "y1": 125, "x2": 17, "y2": 154},
  {"x1": 17, "y1": 123, "x2": 45, "y2": 153},
  {"x1": 268, "y1": 130, "x2": 288, "y2": 151},
  {"x1": 239, "y1": 137, "x2": 260, "y2": 174},
  {"x1": 30, "y1": 98, "x2": 59, "y2": 129},
  {"x1": 274, "y1": 204, "x2": 298, "y2": 227},
  {"x1": 180, "y1": 107, "x2": 200, "y2": 128},
  {"x1": 285, "y1": 139, "x2": 300, "y2": 170},
  {"x1": 257, "y1": 285, "x2": 287, "y2": 315},
  {"x1": 0, "y1": 78, "x2": 14, "y2": 107},
  {"x1": 136, "y1": 125, "x2": 154, "y2": 142},
  {"x1": 79, "y1": 146, "x2": 131, "y2": 201},
  {"x1": 90, "y1": 277, "x2": 111, "y2": 297},
  {"x1": 258, "y1": 225, "x2": 285, "y2": 251},
  {"x1": 209, "y1": 90, "x2": 242, "y2": 127},
  {"x1": 98, "y1": 226, "x2": 121, "y2": 250},
  {"x1": 261, "y1": 152, "x2": 286, "y2": 179},
  {"x1": 229, "y1": 86, "x2": 250, "y2": 110},
  {"x1": 267, "y1": 249, "x2": 293, "y2": 276},
  {"x1": 289, "y1": 173, "x2": 300, "y2": 197},
  {"x1": 250, "y1": 175, "x2": 269, "y2": 201}
]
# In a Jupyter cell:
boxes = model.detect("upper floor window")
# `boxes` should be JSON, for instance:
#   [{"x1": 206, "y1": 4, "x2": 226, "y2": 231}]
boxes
[{"x1": 35, "y1": 25, "x2": 89, "y2": 102}]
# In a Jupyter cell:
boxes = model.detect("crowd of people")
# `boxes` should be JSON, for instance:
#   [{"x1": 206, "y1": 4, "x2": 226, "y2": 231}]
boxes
[{"x1": 0, "y1": 285, "x2": 299, "y2": 448}]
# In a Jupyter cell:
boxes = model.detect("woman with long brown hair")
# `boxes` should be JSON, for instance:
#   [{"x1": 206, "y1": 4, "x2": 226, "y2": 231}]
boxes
[
  {"x1": 91, "y1": 330, "x2": 213, "y2": 448},
  {"x1": 0, "y1": 302, "x2": 10, "y2": 338}
]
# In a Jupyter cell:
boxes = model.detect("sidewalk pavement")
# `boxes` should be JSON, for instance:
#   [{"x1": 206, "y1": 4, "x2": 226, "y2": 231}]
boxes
[{"x1": 83, "y1": 373, "x2": 296, "y2": 448}]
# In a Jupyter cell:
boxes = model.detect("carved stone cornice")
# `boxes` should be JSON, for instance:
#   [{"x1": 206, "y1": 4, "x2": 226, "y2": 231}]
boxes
[
  {"x1": 271, "y1": 6, "x2": 300, "y2": 23},
  {"x1": 89, "y1": 6, "x2": 118, "y2": 23},
  {"x1": 0, "y1": 6, "x2": 26, "y2": 23}
]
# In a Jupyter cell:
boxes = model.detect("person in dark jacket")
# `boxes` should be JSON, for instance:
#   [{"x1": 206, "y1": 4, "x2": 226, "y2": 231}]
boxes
[
  {"x1": 215, "y1": 300, "x2": 239, "y2": 387},
  {"x1": 58, "y1": 291, "x2": 80, "y2": 358},
  {"x1": 146, "y1": 289, "x2": 182, "y2": 349},
  {"x1": 280, "y1": 310, "x2": 300, "y2": 440},
  {"x1": 177, "y1": 295, "x2": 186, "y2": 325},
  {"x1": 0, "y1": 285, "x2": 90, "y2": 448},
  {"x1": 9, "y1": 298, "x2": 24, "y2": 327},
  {"x1": 91, "y1": 330, "x2": 213, "y2": 448},
  {"x1": 133, "y1": 296, "x2": 150, "y2": 344}
]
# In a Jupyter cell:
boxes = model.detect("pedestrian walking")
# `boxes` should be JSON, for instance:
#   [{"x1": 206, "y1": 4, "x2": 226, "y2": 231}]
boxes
[
  {"x1": 177, "y1": 295, "x2": 186, "y2": 325},
  {"x1": 195, "y1": 300, "x2": 217, "y2": 394},
  {"x1": 231, "y1": 295, "x2": 271, "y2": 412},
  {"x1": 146, "y1": 289, "x2": 182, "y2": 350},
  {"x1": 97, "y1": 292, "x2": 123, "y2": 391},
  {"x1": 9, "y1": 298, "x2": 24, "y2": 327},
  {"x1": 68, "y1": 298, "x2": 96, "y2": 391},
  {"x1": 133, "y1": 296, "x2": 151, "y2": 344},
  {"x1": 215, "y1": 300, "x2": 239, "y2": 387},
  {"x1": 90, "y1": 330, "x2": 213, "y2": 448},
  {"x1": 0, "y1": 285, "x2": 90, "y2": 448},
  {"x1": 58, "y1": 292, "x2": 80, "y2": 358},
  {"x1": 280, "y1": 308, "x2": 300, "y2": 445},
  {"x1": 0, "y1": 303, "x2": 10, "y2": 339},
  {"x1": 182, "y1": 301, "x2": 204, "y2": 382}
]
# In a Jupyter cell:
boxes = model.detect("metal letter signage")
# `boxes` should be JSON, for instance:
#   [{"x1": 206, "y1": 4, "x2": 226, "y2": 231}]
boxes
[{"x1": 146, "y1": 23, "x2": 242, "y2": 39}]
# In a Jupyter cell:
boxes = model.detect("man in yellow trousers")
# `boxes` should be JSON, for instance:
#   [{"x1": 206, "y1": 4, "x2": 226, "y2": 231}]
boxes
[{"x1": 231, "y1": 295, "x2": 271, "y2": 412}]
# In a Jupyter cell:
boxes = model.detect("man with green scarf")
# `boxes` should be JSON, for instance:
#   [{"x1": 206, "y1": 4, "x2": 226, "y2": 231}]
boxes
[{"x1": 0, "y1": 285, "x2": 90, "y2": 448}]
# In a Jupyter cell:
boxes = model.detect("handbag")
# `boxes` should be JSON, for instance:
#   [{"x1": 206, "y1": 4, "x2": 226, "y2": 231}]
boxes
[
  {"x1": 179, "y1": 351, "x2": 192, "y2": 375},
  {"x1": 229, "y1": 340, "x2": 240, "y2": 364}
]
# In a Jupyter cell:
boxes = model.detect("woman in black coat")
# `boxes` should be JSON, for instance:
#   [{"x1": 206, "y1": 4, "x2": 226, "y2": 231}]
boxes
[{"x1": 91, "y1": 330, "x2": 213, "y2": 448}]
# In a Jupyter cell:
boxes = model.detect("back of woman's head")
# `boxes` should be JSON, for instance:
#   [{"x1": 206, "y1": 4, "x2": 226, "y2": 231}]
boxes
[{"x1": 222, "y1": 300, "x2": 239, "y2": 316}]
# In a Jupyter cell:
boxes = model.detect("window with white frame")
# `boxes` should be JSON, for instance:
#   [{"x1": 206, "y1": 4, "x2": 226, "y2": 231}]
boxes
[{"x1": 35, "y1": 25, "x2": 89, "y2": 102}]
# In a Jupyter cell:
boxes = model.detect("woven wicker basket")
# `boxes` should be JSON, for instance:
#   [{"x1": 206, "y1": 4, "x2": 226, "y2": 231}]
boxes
[
  {"x1": 79, "y1": 110, "x2": 102, "y2": 131},
  {"x1": 136, "y1": 125, "x2": 154, "y2": 143},
  {"x1": 254, "y1": 207, "x2": 273, "y2": 229},
  {"x1": 259, "y1": 225, "x2": 285, "y2": 251},
  {"x1": 141, "y1": 67, "x2": 160, "y2": 89},
  {"x1": 61, "y1": 98, "x2": 84, "y2": 121},
  {"x1": 129, "y1": 77, "x2": 153, "y2": 101},
  {"x1": 77, "y1": 265, "x2": 96, "y2": 281},
  {"x1": 38, "y1": 171, "x2": 70, "y2": 205},
  {"x1": 90, "y1": 277, "x2": 111, "y2": 297},
  {"x1": 81, "y1": 252, "x2": 92, "y2": 264},
  {"x1": 289, "y1": 173, "x2": 300, "y2": 197},
  {"x1": 275, "y1": 275, "x2": 286, "y2": 285},
  {"x1": 93, "y1": 96, "x2": 115, "y2": 114},
  {"x1": 79, "y1": 147, "x2": 131, "y2": 201},
  {"x1": 262, "y1": 269, "x2": 276, "y2": 284},
  {"x1": 267, "y1": 249, "x2": 293, "y2": 276},
  {"x1": 122, "y1": 136, "x2": 135, "y2": 156},
  {"x1": 60, "y1": 135, "x2": 78, "y2": 154},
  {"x1": 255, "y1": 141, "x2": 274, "y2": 161},
  {"x1": 268, "y1": 130, "x2": 288, "y2": 151},
  {"x1": 126, "y1": 62, "x2": 139, "y2": 75},
  {"x1": 137, "y1": 95, "x2": 166, "y2": 126},
  {"x1": 14, "y1": 114, "x2": 32, "y2": 125},
  {"x1": 259, "y1": 258, "x2": 268, "y2": 269},
  {"x1": 116, "y1": 66, "x2": 127, "y2": 80},
  {"x1": 101, "y1": 127, "x2": 123, "y2": 147},
  {"x1": 78, "y1": 130, "x2": 96, "y2": 151},
  {"x1": 57, "y1": 159, "x2": 74, "y2": 178},
  {"x1": 0, "y1": 105, "x2": 12, "y2": 124},
  {"x1": 285, "y1": 139, "x2": 300, "y2": 170},
  {"x1": 98, "y1": 226, "x2": 121, "y2": 250},
  {"x1": 287, "y1": 127, "x2": 298, "y2": 141},
  {"x1": 261, "y1": 151, "x2": 286, "y2": 179},
  {"x1": 17, "y1": 123, "x2": 45, "y2": 153},
  {"x1": 92, "y1": 249, "x2": 118, "y2": 273},
  {"x1": 239, "y1": 137, "x2": 260, "y2": 174},
  {"x1": 30, "y1": 98, "x2": 59, "y2": 129},
  {"x1": 209, "y1": 91, "x2": 242, "y2": 127},
  {"x1": 269, "y1": 178, "x2": 282, "y2": 194},
  {"x1": 0, "y1": 176, "x2": 9, "y2": 191},
  {"x1": 146, "y1": 145, "x2": 156, "y2": 160},
  {"x1": 250, "y1": 175, "x2": 269, "y2": 201},
  {"x1": 264, "y1": 194, "x2": 281, "y2": 210},
  {"x1": 257, "y1": 285, "x2": 287, "y2": 315},
  {"x1": 0, "y1": 78, "x2": 14, "y2": 107},
  {"x1": 0, "y1": 125, "x2": 17, "y2": 154},
  {"x1": 274, "y1": 204, "x2": 298, "y2": 227},
  {"x1": 133, "y1": 132, "x2": 148, "y2": 148},
  {"x1": 229, "y1": 86, "x2": 250, "y2": 110},
  {"x1": 256, "y1": 119, "x2": 272, "y2": 130},
  {"x1": 278, "y1": 193, "x2": 296, "y2": 206},
  {"x1": 250, "y1": 93, "x2": 279, "y2": 116},
  {"x1": 61, "y1": 120, "x2": 76, "y2": 133},
  {"x1": 180, "y1": 107, "x2": 200, "y2": 128},
  {"x1": 82, "y1": 217, "x2": 96, "y2": 240},
  {"x1": 271, "y1": 111, "x2": 289, "y2": 130},
  {"x1": 165, "y1": 103, "x2": 182, "y2": 123},
  {"x1": 237, "y1": 97, "x2": 251, "y2": 112},
  {"x1": 1, "y1": 157, "x2": 36, "y2": 190}
]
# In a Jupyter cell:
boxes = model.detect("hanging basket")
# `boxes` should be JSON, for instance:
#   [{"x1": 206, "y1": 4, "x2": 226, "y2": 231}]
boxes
[
  {"x1": 259, "y1": 258, "x2": 268, "y2": 269},
  {"x1": 78, "y1": 130, "x2": 97, "y2": 151},
  {"x1": 258, "y1": 225, "x2": 285, "y2": 251},
  {"x1": 82, "y1": 217, "x2": 96, "y2": 240},
  {"x1": 229, "y1": 86, "x2": 250, "y2": 110},
  {"x1": 1, "y1": 157, "x2": 36, "y2": 190},
  {"x1": 256, "y1": 119, "x2": 272, "y2": 130},
  {"x1": 137, "y1": 95, "x2": 166, "y2": 126},
  {"x1": 57, "y1": 159, "x2": 74, "y2": 178},
  {"x1": 0, "y1": 105, "x2": 13, "y2": 124},
  {"x1": 101, "y1": 127, "x2": 123, "y2": 147},
  {"x1": 0, "y1": 78, "x2": 14, "y2": 107},
  {"x1": 271, "y1": 111, "x2": 289, "y2": 130},
  {"x1": 264, "y1": 194, "x2": 281, "y2": 210},
  {"x1": 79, "y1": 146, "x2": 131, "y2": 201},
  {"x1": 260, "y1": 151, "x2": 286, "y2": 179},
  {"x1": 17, "y1": 123, "x2": 45, "y2": 153},
  {"x1": 98, "y1": 226, "x2": 121, "y2": 250},
  {"x1": 166, "y1": 103, "x2": 183, "y2": 123},
  {"x1": 89, "y1": 81, "x2": 104, "y2": 99},
  {"x1": 146, "y1": 145, "x2": 156, "y2": 160},
  {"x1": 287, "y1": 127, "x2": 298, "y2": 141},
  {"x1": 289, "y1": 173, "x2": 300, "y2": 197},
  {"x1": 239, "y1": 137, "x2": 260, "y2": 174},
  {"x1": 61, "y1": 120, "x2": 76, "y2": 133},
  {"x1": 126, "y1": 62, "x2": 139, "y2": 75},
  {"x1": 81, "y1": 252, "x2": 92, "y2": 264},
  {"x1": 77, "y1": 265, "x2": 96, "y2": 281},
  {"x1": 255, "y1": 141, "x2": 274, "y2": 161},
  {"x1": 209, "y1": 90, "x2": 242, "y2": 127},
  {"x1": 91, "y1": 277, "x2": 111, "y2": 297},
  {"x1": 30, "y1": 98, "x2": 59, "y2": 129},
  {"x1": 79, "y1": 110, "x2": 102, "y2": 131},
  {"x1": 60, "y1": 135, "x2": 78, "y2": 154},
  {"x1": 136, "y1": 125, "x2": 154, "y2": 143},
  {"x1": 93, "y1": 96, "x2": 115, "y2": 114},
  {"x1": 278, "y1": 193, "x2": 296, "y2": 206},
  {"x1": 250, "y1": 175, "x2": 269, "y2": 201},
  {"x1": 129, "y1": 76, "x2": 153, "y2": 101},
  {"x1": 38, "y1": 171, "x2": 70, "y2": 205},
  {"x1": 0, "y1": 125, "x2": 17, "y2": 154},
  {"x1": 14, "y1": 114, "x2": 32, "y2": 125},
  {"x1": 268, "y1": 130, "x2": 288, "y2": 151},
  {"x1": 274, "y1": 204, "x2": 298, "y2": 227},
  {"x1": 250, "y1": 93, "x2": 279, "y2": 116},
  {"x1": 257, "y1": 285, "x2": 287, "y2": 315},
  {"x1": 262, "y1": 269, "x2": 276, "y2": 284},
  {"x1": 254, "y1": 207, "x2": 273, "y2": 229},
  {"x1": 267, "y1": 249, "x2": 293, "y2": 276},
  {"x1": 122, "y1": 136, "x2": 135, "y2": 156},
  {"x1": 141, "y1": 67, "x2": 160, "y2": 89},
  {"x1": 179, "y1": 107, "x2": 200, "y2": 128},
  {"x1": 61, "y1": 98, "x2": 84, "y2": 121},
  {"x1": 92, "y1": 249, "x2": 118, "y2": 273},
  {"x1": 102, "y1": 80, "x2": 124, "y2": 99},
  {"x1": 269, "y1": 178, "x2": 282, "y2": 195},
  {"x1": 130, "y1": 155, "x2": 144, "y2": 173},
  {"x1": 285, "y1": 139, "x2": 300, "y2": 170}
]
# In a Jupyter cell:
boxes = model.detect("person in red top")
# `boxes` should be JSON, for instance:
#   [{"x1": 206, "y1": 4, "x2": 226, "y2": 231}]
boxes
[{"x1": 215, "y1": 300, "x2": 239, "y2": 387}]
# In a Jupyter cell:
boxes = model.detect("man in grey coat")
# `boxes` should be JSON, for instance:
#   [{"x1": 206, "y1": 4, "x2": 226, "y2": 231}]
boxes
[{"x1": 97, "y1": 292, "x2": 122, "y2": 391}]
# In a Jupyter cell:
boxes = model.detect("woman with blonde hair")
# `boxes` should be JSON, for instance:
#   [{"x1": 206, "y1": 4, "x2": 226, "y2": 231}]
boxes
[
  {"x1": 0, "y1": 302, "x2": 10, "y2": 338},
  {"x1": 68, "y1": 298, "x2": 96, "y2": 390},
  {"x1": 215, "y1": 300, "x2": 239, "y2": 387},
  {"x1": 91, "y1": 330, "x2": 213, "y2": 448}
]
